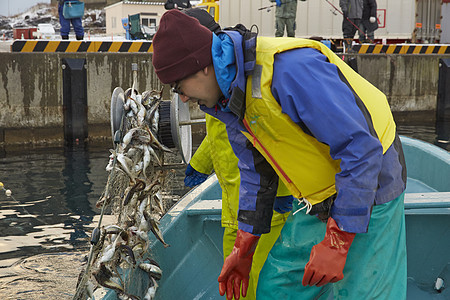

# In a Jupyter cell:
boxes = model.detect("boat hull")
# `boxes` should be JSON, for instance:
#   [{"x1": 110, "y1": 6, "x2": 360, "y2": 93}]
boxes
[{"x1": 103, "y1": 137, "x2": 450, "y2": 299}]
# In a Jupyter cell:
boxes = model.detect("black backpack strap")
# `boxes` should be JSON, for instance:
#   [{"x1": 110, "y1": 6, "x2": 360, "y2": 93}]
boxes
[{"x1": 222, "y1": 24, "x2": 258, "y2": 76}]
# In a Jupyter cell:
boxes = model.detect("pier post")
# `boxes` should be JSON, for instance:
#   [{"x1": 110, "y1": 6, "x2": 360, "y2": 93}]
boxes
[
  {"x1": 436, "y1": 58, "x2": 450, "y2": 150},
  {"x1": 61, "y1": 58, "x2": 88, "y2": 146}
]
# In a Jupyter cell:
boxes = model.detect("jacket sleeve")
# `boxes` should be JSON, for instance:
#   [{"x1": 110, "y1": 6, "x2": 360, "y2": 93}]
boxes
[
  {"x1": 201, "y1": 107, "x2": 278, "y2": 235},
  {"x1": 271, "y1": 47, "x2": 384, "y2": 233},
  {"x1": 369, "y1": 0, "x2": 377, "y2": 17},
  {"x1": 339, "y1": 0, "x2": 348, "y2": 13},
  {"x1": 189, "y1": 135, "x2": 214, "y2": 175}
]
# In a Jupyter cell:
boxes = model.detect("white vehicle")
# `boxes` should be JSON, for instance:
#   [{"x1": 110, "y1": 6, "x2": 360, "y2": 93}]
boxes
[{"x1": 33, "y1": 24, "x2": 56, "y2": 40}]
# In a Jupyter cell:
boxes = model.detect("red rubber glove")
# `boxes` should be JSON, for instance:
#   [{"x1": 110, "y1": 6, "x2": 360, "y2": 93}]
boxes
[
  {"x1": 218, "y1": 230, "x2": 260, "y2": 300},
  {"x1": 302, "y1": 217, "x2": 356, "y2": 287}
]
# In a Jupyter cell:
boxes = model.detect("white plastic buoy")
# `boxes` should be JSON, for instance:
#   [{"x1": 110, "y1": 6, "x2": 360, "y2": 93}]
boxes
[
  {"x1": 435, "y1": 277, "x2": 444, "y2": 292},
  {"x1": 5, "y1": 189, "x2": 12, "y2": 197}
]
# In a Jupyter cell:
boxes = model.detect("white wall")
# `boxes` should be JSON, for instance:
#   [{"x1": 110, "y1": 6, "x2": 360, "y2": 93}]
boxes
[{"x1": 219, "y1": 0, "x2": 417, "y2": 40}]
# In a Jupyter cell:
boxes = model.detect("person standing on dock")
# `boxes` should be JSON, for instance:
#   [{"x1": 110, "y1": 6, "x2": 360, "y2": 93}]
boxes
[
  {"x1": 58, "y1": 0, "x2": 84, "y2": 40},
  {"x1": 152, "y1": 10, "x2": 407, "y2": 300},
  {"x1": 269, "y1": 0, "x2": 298, "y2": 37},
  {"x1": 339, "y1": 0, "x2": 363, "y2": 52},
  {"x1": 181, "y1": 8, "x2": 292, "y2": 299}
]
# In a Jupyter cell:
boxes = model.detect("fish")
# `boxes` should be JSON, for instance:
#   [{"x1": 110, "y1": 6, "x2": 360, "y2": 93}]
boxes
[
  {"x1": 130, "y1": 227, "x2": 149, "y2": 245},
  {"x1": 121, "y1": 130, "x2": 134, "y2": 148},
  {"x1": 104, "y1": 224, "x2": 123, "y2": 235},
  {"x1": 137, "y1": 101, "x2": 147, "y2": 126},
  {"x1": 139, "y1": 214, "x2": 149, "y2": 232},
  {"x1": 85, "y1": 279, "x2": 95, "y2": 299},
  {"x1": 123, "y1": 179, "x2": 146, "y2": 206},
  {"x1": 146, "y1": 128, "x2": 173, "y2": 153},
  {"x1": 147, "y1": 99, "x2": 160, "y2": 118},
  {"x1": 118, "y1": 292, "x2": 140, "y2": 300},
  {"x1": 143, "y1": 145, "x2": 151, "y2": 178},
  {"x1": 106, "y1": 150, "x2": 115, "y2": 171},
  {"x1": 99, "y1": 243, "x2": 116, "y2": 264},
  {"x1": 121, "y1": 186, "x2": 133, "y2": 206},
  {"x1": 145, "y1": 99, "x2": 161, "y2": 127},
  {"x1": 93, "y1": 263, "x2": 124, "y2": 293},
  {"x1": 78, "y1": 85, "x2": 170, "y2": 300},
  {"x1": 135, "y1": 94, "x2": 142, "y2": 105},
  {"x1": 122, "y1": 128, "x2": 152, "y2": 150},
  {"x1": 130, "y1": 97, "x2": 139, "y2": 115},
  {"x1": 143, "y1": 277, "x2": 158, "y2": 300},
  {"x1": 139, "y1": 261, "x2": 162, "y2": 280},
  {"x1": 141, "y1": 90, "x2": 151, "y2": 106},
  {"x1": 144, "y1": 210, "x2": 169, "y2": 248},
  {"x1": 153, "y1": 191, "x2": 164, "y2": 213},
  {"x1": 124, "y1": 97, "x2": 131, "y2": 111},
  {"x1": 99, "y1": 234, "x2": 121, "y2": 264},
  {"x1": 134, "y1": 160, "x2": 144, "y2": 174},
  {"x1": 116, "y1": 153, "x2": 136, "y2": 182},
  {"x1": 139, "y1": 197, "x2": 149, "y2": 218},
  {"x1": 147, "y1": 145, "x2": 162, "y2": 167},
  {"x1": 132, "y1": 242, "x2": 147, "y2": 257},
  {"x1": 118, "y1": 244, "x2": 136, "y2": 266},
  {"x1": 151, "y1": 109, "x2": 159, "y2": 134}
]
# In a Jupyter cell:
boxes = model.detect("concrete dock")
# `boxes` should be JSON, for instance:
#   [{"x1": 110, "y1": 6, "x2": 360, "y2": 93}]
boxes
[{"x1": 0, "y1": 41, "x2": 449, "y2": 147}]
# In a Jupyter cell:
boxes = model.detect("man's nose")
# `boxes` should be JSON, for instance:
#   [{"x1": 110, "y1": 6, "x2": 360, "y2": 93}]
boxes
[{"x1": 179, "y1": 94, "x2": 190, "y2": 103}]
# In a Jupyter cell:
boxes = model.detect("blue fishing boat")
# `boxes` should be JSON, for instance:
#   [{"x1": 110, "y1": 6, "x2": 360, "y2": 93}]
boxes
[{"x1": 103, "y1": 136, "x2": 450, "y2": 299}]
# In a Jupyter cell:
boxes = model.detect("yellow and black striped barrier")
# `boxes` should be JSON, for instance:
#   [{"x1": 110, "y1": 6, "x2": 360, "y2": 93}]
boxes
[
  {"x1": 11, "y1": 40, "x2": 154, "y2": 53},
  {"x1": 12, "y1": 40, "x2": 450, "y2": 55},
  {"x1": 353, "y1": 44, "x2": 450, "y2": 54}
]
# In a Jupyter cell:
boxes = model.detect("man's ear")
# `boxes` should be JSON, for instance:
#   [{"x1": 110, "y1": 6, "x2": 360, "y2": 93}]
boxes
[{"x1": 202, "y1": 65, "x2": 212, "y2": 75}]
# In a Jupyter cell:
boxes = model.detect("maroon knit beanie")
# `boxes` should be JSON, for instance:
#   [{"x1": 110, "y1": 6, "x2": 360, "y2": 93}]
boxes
[{"x1": 152, "y1": 10, "x2": 213, "y2": 84}]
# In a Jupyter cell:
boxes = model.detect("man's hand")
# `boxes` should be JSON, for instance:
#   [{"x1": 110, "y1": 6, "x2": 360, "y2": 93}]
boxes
[
  {"x1": 302, "y1": 218, "x2": 355, "y2": 287},
  {"x1": 369, "y1": 16, "x2": 377, "y2": 23},
  {"x1": 273, "y1": 195, "x2": 294, "y2": 214},
  {"x1": 218, "y1": 230, "x2": 260, "y2": 300},
  {"x1": 184, "y1": 164, "x2": 209, "y2": 187}
]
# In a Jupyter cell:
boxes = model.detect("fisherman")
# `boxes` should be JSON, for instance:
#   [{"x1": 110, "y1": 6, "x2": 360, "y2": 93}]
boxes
[
  {"x1": 58, "y1": 0, "x2": 84, "y2": 40},
  {"x1": 152, "y1": 10, "x2": 407, "y2": 300},
  {"x1": 269, "y1": 0, "x2": 299, "y2": 37},
  {"x1": 340, "y1": 0, "x2": 363, "y2": 52},
  {"x1": 181, "y1": 8, "x2": 292, "y2": 299}
]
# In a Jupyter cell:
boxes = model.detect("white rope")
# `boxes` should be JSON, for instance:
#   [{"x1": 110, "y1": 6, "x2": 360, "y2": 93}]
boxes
[{"x1": 293, "y1": 197, "x2": 313, "y2": 215}]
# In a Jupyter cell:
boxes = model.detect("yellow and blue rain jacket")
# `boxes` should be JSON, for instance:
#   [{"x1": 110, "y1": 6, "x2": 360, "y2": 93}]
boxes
[{"x1": 202, "y1": 32, "x2": 406, "y2": 235}]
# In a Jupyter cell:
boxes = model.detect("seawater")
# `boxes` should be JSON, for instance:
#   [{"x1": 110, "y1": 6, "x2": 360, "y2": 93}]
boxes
[
  {"x1": 0, "y1": 125, "x2": 440, "y2": 269},
  {"x1": 0, "y1": 144, "x2": 109, "y2": 268},
  {"x1": 0, "y1": 142, "x2": 189, "y2": 270}
]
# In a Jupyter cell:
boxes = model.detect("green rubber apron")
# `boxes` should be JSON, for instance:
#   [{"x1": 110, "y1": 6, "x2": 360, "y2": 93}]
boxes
[{"x1": 256, "y1": 193, "x2": 407, "y2": 300}]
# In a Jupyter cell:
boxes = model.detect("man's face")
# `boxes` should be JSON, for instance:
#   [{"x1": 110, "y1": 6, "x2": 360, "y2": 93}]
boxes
[{"x1": 171, "y1": 66, "x2": 222, "y2": 108}]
